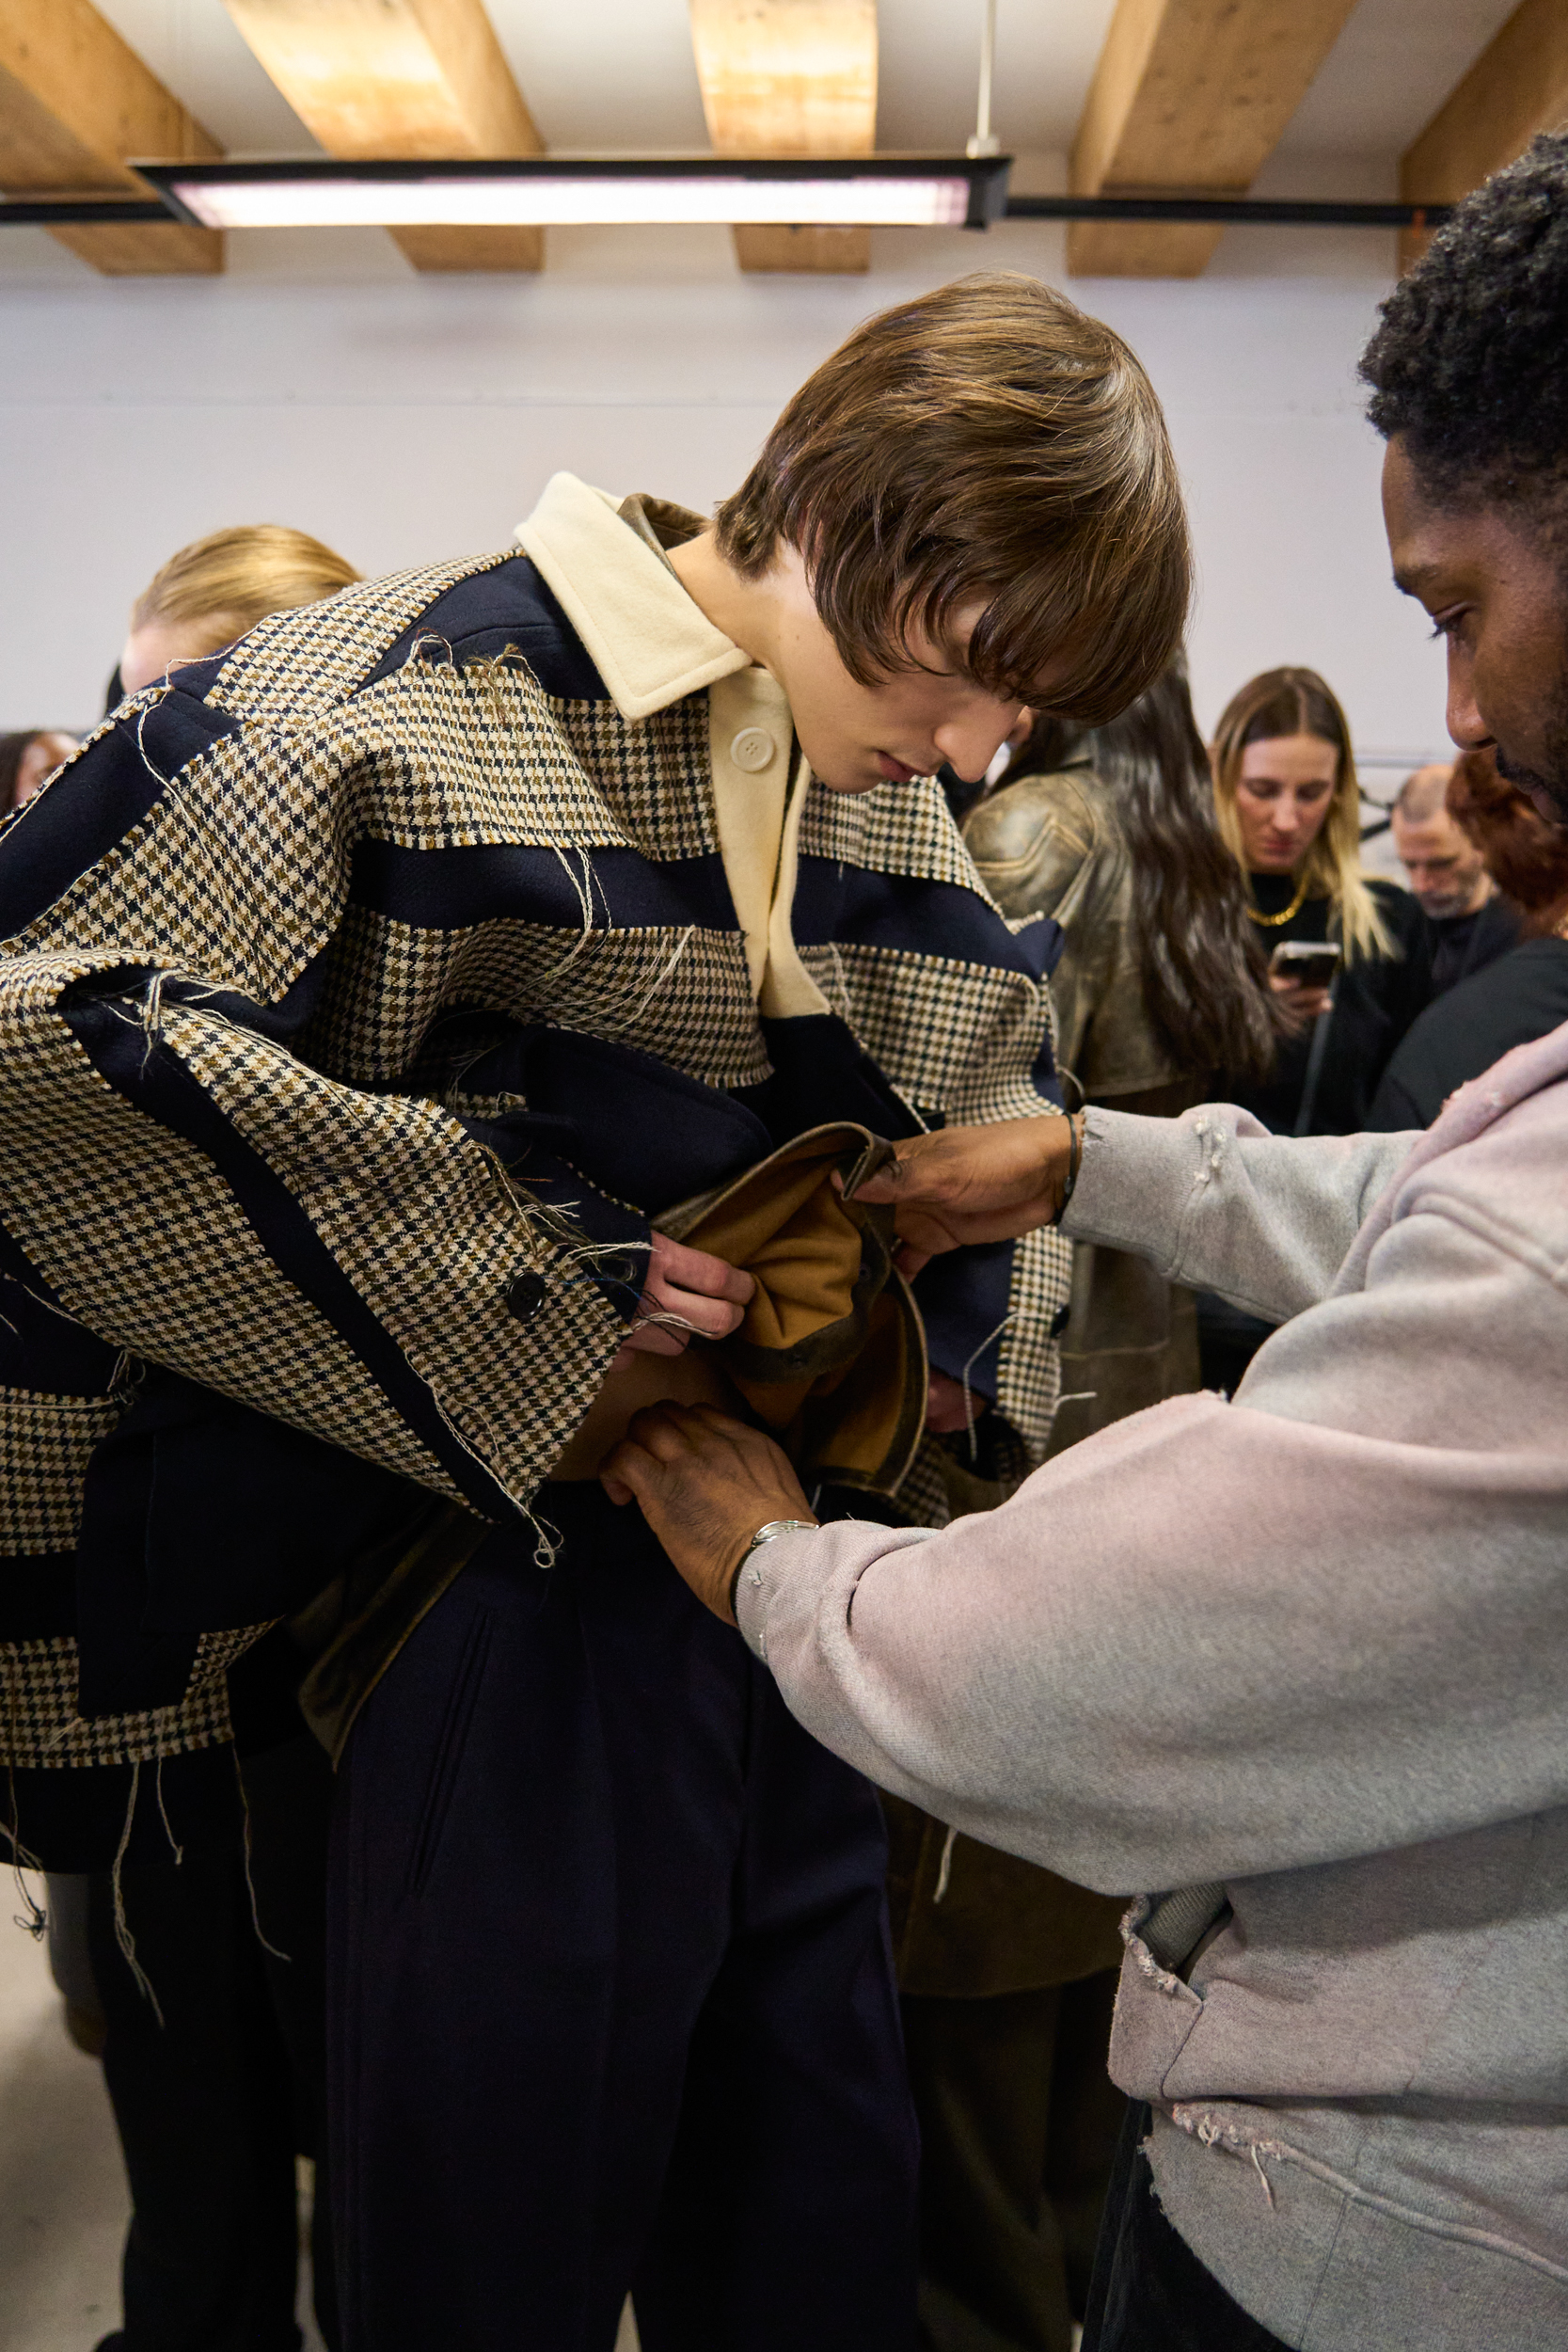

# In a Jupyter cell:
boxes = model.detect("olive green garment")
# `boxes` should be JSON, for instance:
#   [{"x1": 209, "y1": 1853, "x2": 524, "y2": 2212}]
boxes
[{"x1": 965, "y1": 765, "x2": 1204, "y2": 1457}]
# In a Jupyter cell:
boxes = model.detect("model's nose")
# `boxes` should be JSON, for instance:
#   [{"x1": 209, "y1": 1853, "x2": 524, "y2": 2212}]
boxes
[{"x1": 934, "y1": 709, "x2": 1018, "y2": 785}]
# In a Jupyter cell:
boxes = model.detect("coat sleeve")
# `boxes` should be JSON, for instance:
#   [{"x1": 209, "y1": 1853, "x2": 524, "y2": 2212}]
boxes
[{"x1": 0, "y1": 690, "x2": 646, "y2": 1524}]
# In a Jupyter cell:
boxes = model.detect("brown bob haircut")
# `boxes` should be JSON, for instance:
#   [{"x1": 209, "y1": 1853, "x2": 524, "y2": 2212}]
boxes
[
  {"x1": 1448, "y1": 749, "x2": 1568, "y2": 934},
  {"x1": 715, "y1": 273, "x2": 1190, "y2": 724}
]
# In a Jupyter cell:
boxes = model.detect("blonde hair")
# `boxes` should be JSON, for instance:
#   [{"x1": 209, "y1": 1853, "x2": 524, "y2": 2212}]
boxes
[
  {"x1": 1210, "y1": 666, "x2": 1392, "y2": 963},
  {"x1": 132, "y1": 524, "x2": 360, "y2": 644}
]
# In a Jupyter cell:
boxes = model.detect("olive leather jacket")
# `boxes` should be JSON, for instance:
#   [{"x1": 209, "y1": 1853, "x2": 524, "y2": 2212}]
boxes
[{"x1": 880, "y1": 762, "x2": 1208, "y2": 2003}]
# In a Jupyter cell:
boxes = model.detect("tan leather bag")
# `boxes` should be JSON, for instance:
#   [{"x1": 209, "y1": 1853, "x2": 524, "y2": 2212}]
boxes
[{"x1": 660, "y1": 1121, "x2": 927, "y2": 1501}]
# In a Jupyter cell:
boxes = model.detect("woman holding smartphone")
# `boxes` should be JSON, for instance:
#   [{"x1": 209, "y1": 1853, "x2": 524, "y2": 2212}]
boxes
[
  {"x1": 1211, "y1": 666, "x2": 1430, "y2": 1132},
  {"x1": 1202, "y1": 666, "x2": 1431, "y2": 1386}
]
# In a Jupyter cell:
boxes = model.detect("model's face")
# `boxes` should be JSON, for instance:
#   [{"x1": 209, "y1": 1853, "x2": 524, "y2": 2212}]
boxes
[
  {"x1": 1231, "y1": 734, "x2": 1338, "y2": 872},
  {"x1": 119, "y1": 611, "x2": 243, "y2": 697},
  {"x1": 1390, "y1": 798, "x2": 1489, "y2": 919},
  {"x1": 760, "y1": 545, "x2": 1030, "y2": 796},
  {"x1": 1383, "y1": 435, "x2": 1568, "y2": 825}
]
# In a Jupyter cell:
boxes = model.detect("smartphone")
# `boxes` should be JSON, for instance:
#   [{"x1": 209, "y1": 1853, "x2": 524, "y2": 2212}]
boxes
[{"x1": 1269, "y1": 940, "x2": 1341, "y2": 990}]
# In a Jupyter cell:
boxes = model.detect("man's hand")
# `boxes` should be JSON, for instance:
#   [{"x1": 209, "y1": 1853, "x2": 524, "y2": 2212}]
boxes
[
  {"x1": 847, "y1": 1114, "x2": 1082, "y2": 1276},
  {"x1": 614, "y1": 1232, "x2": 755, "y2": 1368},
  {"x1": 599, "y1": 1404, "x2": 815, "y2": 1622}
]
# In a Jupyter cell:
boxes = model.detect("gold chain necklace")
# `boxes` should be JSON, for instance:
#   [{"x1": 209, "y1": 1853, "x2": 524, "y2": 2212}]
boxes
[{"x1": 1245, "y1": 871, "x2": 1309, "y2": 928}]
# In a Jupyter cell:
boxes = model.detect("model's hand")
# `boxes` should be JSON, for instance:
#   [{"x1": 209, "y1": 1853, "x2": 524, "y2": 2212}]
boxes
[
  {"x1": 846, "y1": 1114, "x2": 1082, "y2": 1277},
  {"x1": 599, "y1": 1404, "x2": 816, "y2": 1621},
  {"x1": 614, "y1": 1232, "x2": 755, "y2": 1367},
  {"x1": 926, "y1": 1369, "x2": 987, "y2": 1435}
]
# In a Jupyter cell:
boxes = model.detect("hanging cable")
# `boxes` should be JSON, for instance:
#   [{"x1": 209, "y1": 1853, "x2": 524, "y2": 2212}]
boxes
[{"x1": 967, "y1": 0, "x2": 1001, "y2": 159}]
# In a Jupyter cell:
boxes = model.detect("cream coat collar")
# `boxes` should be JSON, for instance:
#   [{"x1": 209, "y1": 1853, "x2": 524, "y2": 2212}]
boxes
[{"x1": 515, "y1": 473, "x2": 751, "y2": 723}]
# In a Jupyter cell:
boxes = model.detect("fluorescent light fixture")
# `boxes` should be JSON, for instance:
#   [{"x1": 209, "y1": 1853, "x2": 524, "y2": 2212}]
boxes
[
  {"x1": 163, "y1": 175, "x2": 971, "y2": 230},
  {"x1": 137, "y1": 156, "x2": 1011, "y2": 234}
]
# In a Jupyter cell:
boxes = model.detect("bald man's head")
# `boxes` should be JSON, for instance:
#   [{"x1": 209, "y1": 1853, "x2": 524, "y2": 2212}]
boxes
[
  {"x1": 1391, "y1": 762, "x2": 1491, "y2": 917},
  {"x1": 1396, "y1": 762, "x2": 1453, "y2": 824}
]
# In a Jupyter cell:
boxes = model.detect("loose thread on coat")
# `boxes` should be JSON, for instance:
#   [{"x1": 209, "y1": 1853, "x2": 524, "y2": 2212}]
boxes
[
  {"x1": 153, "y1": 1753, "x2": 183, "y2": 1867},
  {"x1": 232, "y1": 1750, "x2": 291, "y2": 1964},
  {"x1": 620, "y1": 926, "x2": 696, "y2": 1031},
  {"x1": 458, "y1": 645, "x2": 604, "y2": 997},
  {"x1": 932, "y1": 1824, "x2": 958, "y2": 1905},
  {"x1": 132, "y1": 682, "x2": 178, "y2": 795},
  {"x1": 419, "y1": 1375, "x2": 562, "y2": 1574},
  {"x1": 137, "y1": 968, "x2": 166, "y2": 1076},
  {"x1": 528, "y1": 1503, "x2": 562, "y2": 1575},
  {"x1": 1251, "y1": 2143, "x2": 1276, "y2": 2209},
  {"x1": 958, "y1": 1312, "x2": 1017, "y2": 1467},
  {"x1": 1, "y1": 1655, "x2": 46, "y2": 1936},
  {"x1": 112, "y1": 1763, "x2": 166, "y2": 2024}
]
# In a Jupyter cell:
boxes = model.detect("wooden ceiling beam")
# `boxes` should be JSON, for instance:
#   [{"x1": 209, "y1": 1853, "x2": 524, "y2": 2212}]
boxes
[
  {"x1": 1400, "y1": 0, "x2": 1568, "y2": 273},
  {"x1": 222, "y1": 0, "x2": 545, "y2": 273},
  {"x1": 689, "y1": 0, "x2": 877, "y2": 275},
  {"x1": 1068, "y1": 0, "x2": 1360, "y2": 278},
  {"x1": 0, "y1": 0, "x2": 221, "y2": 276}
]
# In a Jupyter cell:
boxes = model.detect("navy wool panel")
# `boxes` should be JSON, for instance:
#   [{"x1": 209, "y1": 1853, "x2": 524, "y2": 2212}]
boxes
[{"x1": 0, "y1": 543, "x2": 1069, "y2": 1851}]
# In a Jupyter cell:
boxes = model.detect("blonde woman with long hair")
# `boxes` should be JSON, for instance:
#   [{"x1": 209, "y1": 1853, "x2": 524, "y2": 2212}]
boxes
[{"x1": 1201, "y1": 666, "x2": 1433, "y2": 1390}]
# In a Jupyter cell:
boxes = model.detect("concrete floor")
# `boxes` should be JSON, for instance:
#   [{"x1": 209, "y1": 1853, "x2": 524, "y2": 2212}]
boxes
[
  {"x1": 0, "y1": 1889, "x2": 125, "y2": 2351},
  {"x1": 0, "y1": 1880, "x2": 328, "y2": 2352},
  {"x1": 0, "y1": 1875, "x2": 641, "y2": 2352}
]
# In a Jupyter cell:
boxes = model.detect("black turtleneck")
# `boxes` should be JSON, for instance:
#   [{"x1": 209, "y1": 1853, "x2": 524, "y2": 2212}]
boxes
[{"x1": 1219, "y1": 872, "x2": 1433, "y2": 1135}]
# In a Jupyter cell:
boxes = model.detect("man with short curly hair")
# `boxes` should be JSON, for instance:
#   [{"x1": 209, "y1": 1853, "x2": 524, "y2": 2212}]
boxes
[
  {"x1": 1362, "y1": 128, "x2": 1568, "y2": 826},
  {"x1": 605, "y1": 137, "x2": 1568, "y2": 2352}
]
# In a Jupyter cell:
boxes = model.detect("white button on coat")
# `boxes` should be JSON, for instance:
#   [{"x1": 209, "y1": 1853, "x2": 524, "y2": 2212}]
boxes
[{"x1": 728, "y1": 726, "x2": 777, "y2": 773}]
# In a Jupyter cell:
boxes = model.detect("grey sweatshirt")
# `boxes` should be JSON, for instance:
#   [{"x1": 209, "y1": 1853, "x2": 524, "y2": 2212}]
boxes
[{"x1": 736, "y1": 1019, "x2": 1568, "y2": 2350}]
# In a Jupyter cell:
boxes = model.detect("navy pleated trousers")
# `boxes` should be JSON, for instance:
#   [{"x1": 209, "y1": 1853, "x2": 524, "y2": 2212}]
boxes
[{"x1": 327, "y1": 1484, "x2": 918, "y2": 2351}]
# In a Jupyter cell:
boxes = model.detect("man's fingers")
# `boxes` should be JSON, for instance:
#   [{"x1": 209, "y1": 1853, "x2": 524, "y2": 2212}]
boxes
[
  {"x1": 684, "y1": 1404, "x2": 762, "y2": 1440},
  {"x1": 647, "y1": 1281, "x2": 747, "y2": 1343},
  {"x1": 596, "y1": 1407, "x2": 689, "y2": 1501},
  {"x1": 648, "y1": 1231, "x2": 755, "y2": 1305},
  {"x1": 640, "y1": 1231, "x2": 754, "y2": 1344},
  {"x1": 843, "y1": 1136, "x2": 944, "y2": 1203},
  {"x1": 618, "y1": 1320, "x2": 689, "y2": 1359}
]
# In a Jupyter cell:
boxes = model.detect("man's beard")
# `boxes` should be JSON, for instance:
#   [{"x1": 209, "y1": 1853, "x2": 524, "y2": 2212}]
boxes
[{"x1": 1495, "y1": 675, "x2": 1568, "y2": 825}]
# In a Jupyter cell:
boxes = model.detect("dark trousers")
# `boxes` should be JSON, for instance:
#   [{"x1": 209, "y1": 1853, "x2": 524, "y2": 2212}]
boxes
[
  {"x1": 1082, "y1": 2104, "x2": 1290, "y2": 2351},
  {"x1": 904, "y1": 1974, "x2": 1125, "y2": 2352},
  {"x1": 84, "y1": 1730, "x2": 339, "y2": 2352},
  {"x1": 327, "y1": 1485, "x2": 919, "y2": 2352}
]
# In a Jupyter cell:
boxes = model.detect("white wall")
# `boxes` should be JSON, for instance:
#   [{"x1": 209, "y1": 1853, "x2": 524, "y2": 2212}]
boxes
[{"x1": 0, "y1": 203, "x2": 1451, "y2": 782}]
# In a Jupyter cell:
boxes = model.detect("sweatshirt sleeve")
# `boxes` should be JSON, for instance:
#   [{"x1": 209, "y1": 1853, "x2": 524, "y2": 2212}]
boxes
[
  {"x1": 1063, "y1": 1101, "x2": 1418, "y2": 1322},
  {"x1": 737, "y1": 1167, "x2": 1568, "y2": 1889}
]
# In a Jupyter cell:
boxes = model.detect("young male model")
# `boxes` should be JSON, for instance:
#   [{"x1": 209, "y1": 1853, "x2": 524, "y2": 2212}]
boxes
[
  {"x1": 607, "y1": 145, "x2": 1568, "y2": 2352},
  {"x1": 0, "y1": 274, "x2": 1186, "y2": 2348}
]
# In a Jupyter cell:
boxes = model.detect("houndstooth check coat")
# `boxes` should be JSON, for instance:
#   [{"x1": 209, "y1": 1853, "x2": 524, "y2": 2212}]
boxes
[{"x1": 0, "y1": 477, "x2": 1070, "y2": 1864}]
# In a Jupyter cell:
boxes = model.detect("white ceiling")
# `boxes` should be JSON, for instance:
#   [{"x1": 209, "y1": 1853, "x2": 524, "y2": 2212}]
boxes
[{"x1": 87, "y1": 0, "x2": 1521, "y2": 170}]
